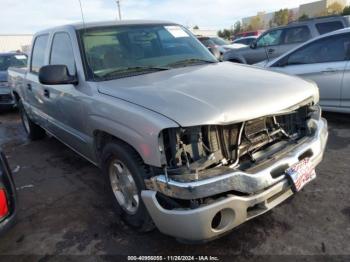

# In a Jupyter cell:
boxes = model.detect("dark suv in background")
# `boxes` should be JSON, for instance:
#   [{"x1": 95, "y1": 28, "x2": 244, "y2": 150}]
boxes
[
  {"x1": 224, "y1": 15, "x2": 350, "y2": 64},
  {"x1": 0, "y1": 52, "x2": 27, "y2": 109}
]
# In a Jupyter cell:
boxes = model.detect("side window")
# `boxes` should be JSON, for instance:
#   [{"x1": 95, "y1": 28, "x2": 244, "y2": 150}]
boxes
[
  {"x1": 50, "y1": 32, "x2": 76, "y2": 75},
  {"x1": 286, "y1": 33, "x2": 350, "y2": 65},
  {"x1": 316, "y1": 21, "x2": 344, "y2": 35},
  {"x1": 257, "y1": 29, "x2": 283, "y2": 47},
  {"x1": 31, "y1": 35, "x2": 49, "y2": 74},
  {"x1": 283, "y1": 26, "x2": 311, "y2": 44}
]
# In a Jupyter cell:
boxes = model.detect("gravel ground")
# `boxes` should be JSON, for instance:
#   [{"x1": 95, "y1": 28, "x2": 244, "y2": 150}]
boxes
[{"x1": 0, "y1": 109, "x2": 349, "y2": 260}]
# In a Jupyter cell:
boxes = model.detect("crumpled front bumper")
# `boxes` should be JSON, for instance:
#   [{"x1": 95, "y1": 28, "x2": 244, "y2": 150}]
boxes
[{"x1": 141, "y1": 117, "x2": 328, "y2": 241}]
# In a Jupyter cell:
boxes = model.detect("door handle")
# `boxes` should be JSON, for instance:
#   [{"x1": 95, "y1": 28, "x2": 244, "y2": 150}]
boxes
[
  {"x1": 268, "y1": 48, "x2": 275, "y2": 54},
  {"x1": 321, "y1": 68, "x2": 337, "y2": 73},
  {"x1": 27, "y1": 83, "x2": 32, "y2": 91},
  {"x1": 43, "y1": 89, "x2": 50, "y2": 98}
]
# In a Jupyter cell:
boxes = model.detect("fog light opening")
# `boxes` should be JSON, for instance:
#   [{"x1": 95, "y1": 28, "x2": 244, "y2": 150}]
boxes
[{"x1": 211, "y1": 208, "x2": 235, "y2": 231}]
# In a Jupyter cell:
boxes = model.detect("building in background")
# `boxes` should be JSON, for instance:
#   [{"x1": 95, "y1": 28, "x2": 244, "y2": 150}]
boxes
[
  {"x1": 242, "y1": 0, "x2": 348, "y2": 30},
  {"x1": 0, "y1": 35, "x2": 32, "y2": 54},
  {"x1": 242, "y1": 8, "x2": 298, "y2": 30},
  {"x1": 190, "y1": 29, "x2": 217, "y2": 37},
  {"x1": 299, "y1": 0, "x2": 348, "y2": 18}
]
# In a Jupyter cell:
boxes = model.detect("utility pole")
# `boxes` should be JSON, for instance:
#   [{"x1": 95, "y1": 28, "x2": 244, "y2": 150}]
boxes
[{"x1": 116, "y1": 0, "x2": 122, "y2": 20}]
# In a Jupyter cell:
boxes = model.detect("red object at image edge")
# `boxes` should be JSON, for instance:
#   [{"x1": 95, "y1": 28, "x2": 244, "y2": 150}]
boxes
[{"x1": 0, "y1": 189, "x2": 9, "y2": 218}]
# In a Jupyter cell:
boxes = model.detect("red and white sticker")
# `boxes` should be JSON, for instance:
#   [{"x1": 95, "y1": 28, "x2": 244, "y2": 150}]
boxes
[{"x1": 286, "y1": 158, "x2": 316, "y2": 192}]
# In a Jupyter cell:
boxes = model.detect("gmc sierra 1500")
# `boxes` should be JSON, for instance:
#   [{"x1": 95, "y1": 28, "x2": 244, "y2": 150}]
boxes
[{"x1": 8, "y1": 20, "x2": 328, "y2": 242}]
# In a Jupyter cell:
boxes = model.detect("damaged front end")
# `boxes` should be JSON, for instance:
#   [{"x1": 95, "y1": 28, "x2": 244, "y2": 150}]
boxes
[
  {"x1": 142, "y1": 101, "x2": 328, "y2": 241},
  {"x1": 144, "y1": 100, "x2": 327, "y2": 198}
]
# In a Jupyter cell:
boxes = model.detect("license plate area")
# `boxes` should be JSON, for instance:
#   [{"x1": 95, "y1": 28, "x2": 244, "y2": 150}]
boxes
[{"x1": 286, "y1": 158, "x2": 316, "y2": 192}]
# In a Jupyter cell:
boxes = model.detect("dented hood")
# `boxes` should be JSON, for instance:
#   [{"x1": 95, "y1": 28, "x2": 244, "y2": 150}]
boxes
[{"x1": 98, "y1": 62, "x2": 319, "y2": 127}]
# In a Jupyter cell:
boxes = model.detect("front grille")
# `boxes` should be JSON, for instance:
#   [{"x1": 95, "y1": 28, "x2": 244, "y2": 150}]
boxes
[
  {"x1": 0, "y1": 94, "x2": 13, "y2": 103},
  {"x1": 162, "y1": 104, "x2": 311, "y2": 175}
]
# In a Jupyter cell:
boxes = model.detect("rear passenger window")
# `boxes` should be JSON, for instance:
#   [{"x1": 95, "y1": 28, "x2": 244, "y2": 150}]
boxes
[
  {"x1": 31, "y1": 35, "x2": 49, "y2": 74},
  {"x1": 284, "y1": 26, "x2": 311, "y2": 44},
  {"x1": 286, "y1": 33, "x2": 350, "y2": 65},
  {"x1": 50, "y1": 32, "x2": 76, "y2": 75},
  {"x1": 316, "y1": 21, "x2": 344, "y2": 35}
]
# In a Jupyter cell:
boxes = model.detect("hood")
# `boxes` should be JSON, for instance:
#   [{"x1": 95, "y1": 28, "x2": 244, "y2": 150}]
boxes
[
  {"x1": 98, "y1": 62, "x2": 319, "y2": 127},
  {"x1": 0, "y1": 71, "x2": 7, "y2": 82}
]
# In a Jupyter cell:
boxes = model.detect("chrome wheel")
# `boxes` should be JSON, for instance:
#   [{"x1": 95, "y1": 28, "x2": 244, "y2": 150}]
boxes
[{"x1": 109, "y1": 159, "x2": 140, "y2": 215}]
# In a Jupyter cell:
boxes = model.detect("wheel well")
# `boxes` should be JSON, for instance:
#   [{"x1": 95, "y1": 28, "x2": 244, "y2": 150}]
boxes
[{"x1": 93, "y1": 130, "x2": 144, "y2": 166}]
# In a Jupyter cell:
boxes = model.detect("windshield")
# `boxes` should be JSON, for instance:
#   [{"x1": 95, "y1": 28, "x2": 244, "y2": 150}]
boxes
[
  {"x1": 0, "y1": 54, "x2": 27, "y2": 71},
  {"x1": 79, "y1": 24, "x2": 217, "y2": 80},
  {"x1": 211, "y1": 37, "x2": 229, "y2": 46}
]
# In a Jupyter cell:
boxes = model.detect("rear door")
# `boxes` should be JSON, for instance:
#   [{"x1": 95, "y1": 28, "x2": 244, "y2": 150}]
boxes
[
  {"x1": 26, "y1": 34, "x2": 50, "y2": 126},
  {"x1": 341, "y1": 60, "x2": 350, "y2": 109},
  {"x1": 272, "y1": 33, "x2": 350, "y2": 108},
  {"x1": 44, "y1": 31, "x2": 92, "y2": 158},
  {"x1": 275, "y1": 26, "x2": 312, "y2": 57}
]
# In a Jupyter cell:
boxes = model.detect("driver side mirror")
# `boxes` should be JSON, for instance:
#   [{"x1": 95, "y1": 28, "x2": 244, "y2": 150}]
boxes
[{"x1": 39, "y1": 65, "x2": 78, "y2": 86}]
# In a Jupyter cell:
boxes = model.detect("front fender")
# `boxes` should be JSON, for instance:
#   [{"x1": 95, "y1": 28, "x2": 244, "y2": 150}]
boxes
[{"x1": 223, "y1": 51, "x2": 247, "y2": 64}]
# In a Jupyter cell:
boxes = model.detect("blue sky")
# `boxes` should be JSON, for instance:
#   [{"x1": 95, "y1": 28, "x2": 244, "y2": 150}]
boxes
[{"x1": 0, "y1": 0, "x2": 345, "y2": 34}]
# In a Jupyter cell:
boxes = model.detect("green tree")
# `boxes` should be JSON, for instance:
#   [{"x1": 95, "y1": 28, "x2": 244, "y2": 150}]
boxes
[
  {"x1": 248, "y1": 14, "x2": 264, "y2": 31},
  {"x1": 233, "y1": 21, "x2": 241, "y2": 35},
  {"x1": 273, "y1": 9, "x2": 289, "y2": 26},
  {"x1": 342, "y1": 6, "x2": 350, "y2": 15},
  {"x1": 193, "y1": 25, "x2": 199, "y2": 30},
  {"x1": 327, "y1": 1, "x2": 344, "y2": 15},
  {"x1": 299, "y1": 14, "x2": 309, "y2": 21}
]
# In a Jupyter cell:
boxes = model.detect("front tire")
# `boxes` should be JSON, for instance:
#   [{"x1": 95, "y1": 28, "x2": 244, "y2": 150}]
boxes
[
  {"x1": 18, "y1": 100, "x2": 45, "y2": 140},
  {"x1": 101, "y1": 141, "x2": 154, "y2": 232}
]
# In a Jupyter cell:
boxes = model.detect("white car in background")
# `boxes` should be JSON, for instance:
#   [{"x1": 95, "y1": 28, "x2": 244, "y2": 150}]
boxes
[
  {"x1": 257, "y1": 28, "x2": 350, "y2": 113},
  {"x1": 232, "y1": 36, "x2": 258, "y2": 46}
]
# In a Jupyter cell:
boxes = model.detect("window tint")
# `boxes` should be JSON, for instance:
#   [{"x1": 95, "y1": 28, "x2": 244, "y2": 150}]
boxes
[
  {"x1": 31, "y1": 35, "x2": 49, "y2": 73},
  {"x1": 50, "y1": 33, "x2": 76, "y2": 75},
  {"x1": 286, "y1": 33, "x2": 350, "y2": 65},
  {"x1": 284, "y1": 26, "x2": 311, "y2": 44},
  {"x1": 257, "y1": 30, "x2": 283, "y2": 47},
  {"x1": 316, "y1": 21, "x2": 344, "y2": 35}
]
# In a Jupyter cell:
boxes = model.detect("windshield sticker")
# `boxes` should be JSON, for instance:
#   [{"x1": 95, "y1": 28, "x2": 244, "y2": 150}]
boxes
[
  {"x1": 165, "y1": 26, "x2": 189, "y2": 38},
  {"x1": 14, "y1": 55, "x2": 27, "y2": 60}
]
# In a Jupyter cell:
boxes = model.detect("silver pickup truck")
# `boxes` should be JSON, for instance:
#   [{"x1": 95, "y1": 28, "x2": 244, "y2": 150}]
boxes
[{"x1": 8, "y1": 20, "x2": 328, "y2": 242}]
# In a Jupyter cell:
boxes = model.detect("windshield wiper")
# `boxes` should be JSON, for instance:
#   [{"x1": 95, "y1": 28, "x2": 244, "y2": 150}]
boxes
[
  {"x1": 166, "y1": 58, "x2": 217, "y2": 68},
  {"x1": 99, "y1": 66, "x2": 170, "y2": 79}
]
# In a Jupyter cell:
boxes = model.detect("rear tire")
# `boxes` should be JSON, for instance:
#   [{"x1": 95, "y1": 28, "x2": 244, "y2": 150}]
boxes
[
  {"x1": 101, "y1": 140, "x2": 155, "y2": 232},
  {"x1": 18, "y1": 100, "x2": 45, "y2": 140}
]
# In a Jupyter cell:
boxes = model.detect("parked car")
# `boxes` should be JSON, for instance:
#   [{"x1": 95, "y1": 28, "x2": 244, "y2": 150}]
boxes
[
  {"x1": 232, "y1": 36, "x2": 258, "y2": 46},
  {"x1": 197, "y1": 36, "x2": 245, "y2": 58},
  {"x1": 232, "y1": 30, "x2": 264, "y2": 41},
  {"x1": 0, "y1": 150, "x2": 17, "y2": 235},
  {"x1": 0, "y1": 52, "x2": 27, "y2": 109},
  {"x1": 9, "y1": 20, "x2": 328, "y2": 242},
  {"x1": 224, "y1": 15, "x2": 350, "y2": 64},
  {"x1": 256, "y1": 28, "x2": 350, "y2": 114},
  {"x1": 196, "y1": 36, "x2": 222, "y2": 59}
]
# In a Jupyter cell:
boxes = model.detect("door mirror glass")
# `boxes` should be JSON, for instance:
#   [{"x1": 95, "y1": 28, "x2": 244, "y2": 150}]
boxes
[
  {"x1": 39, "y1": 65, "x2": 78, "y2": 85},
  {"x1": 250, "y1": 40, "x2": 257, "y2": 49}
]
